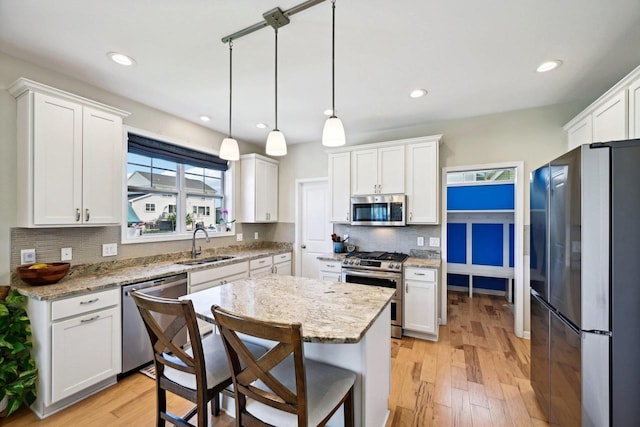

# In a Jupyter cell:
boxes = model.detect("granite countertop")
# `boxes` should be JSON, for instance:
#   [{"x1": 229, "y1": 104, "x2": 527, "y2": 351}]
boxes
[
  {"x1": 12, "y1": 246, "x2": 291, "y2": 301},
  {"x1": 316, "y1": 253, "x2": 347, "y2": 262},
  {"x1": 404, "y1": 257, "x2": 441, "y2": 268},
  {"x1": 182, "y1": 275, "x2": 395, "y2": 344}
]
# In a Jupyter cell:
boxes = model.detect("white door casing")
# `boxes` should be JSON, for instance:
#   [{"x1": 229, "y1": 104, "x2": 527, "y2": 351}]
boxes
[{"x1": 295, "y1": 178, "x2": 332, "y2": 279}]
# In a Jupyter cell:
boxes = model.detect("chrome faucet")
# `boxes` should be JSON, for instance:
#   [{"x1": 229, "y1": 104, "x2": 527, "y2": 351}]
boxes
[{"x1": 191, "y1": 222, "x2": 210, "y2": 258}]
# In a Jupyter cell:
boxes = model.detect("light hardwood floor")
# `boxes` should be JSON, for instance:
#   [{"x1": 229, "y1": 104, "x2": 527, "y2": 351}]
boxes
[
  {"x1": 387, "y1": 291, "x2": 548, "y2": 427},
  {"x1": 5, "y1": 291, "x2": 546, "y2": 426}
]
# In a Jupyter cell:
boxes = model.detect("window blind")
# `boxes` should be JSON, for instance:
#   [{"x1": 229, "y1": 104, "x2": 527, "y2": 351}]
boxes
[{"x1": 128, "y1": 133, "x2": 228, "y2": 171}]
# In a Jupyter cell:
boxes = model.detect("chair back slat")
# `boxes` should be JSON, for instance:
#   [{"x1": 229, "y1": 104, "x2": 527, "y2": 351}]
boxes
[{"x1": 212, "y1": 305, "x2": 308, "y2": 423}]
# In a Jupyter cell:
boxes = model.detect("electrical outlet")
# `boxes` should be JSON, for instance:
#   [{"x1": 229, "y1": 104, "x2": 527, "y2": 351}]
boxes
[
  {"x1": 61, "y1": 247, "x2": 73, "y2": 261},
  {"x1": 429, "y1": 237, "x2": 441, "y2": 247},
  {"x1": 236, "y1": 233, "x2": 243, "y2": 242},
  {"x1": 254, "y1": 232, "x2": 259, "y2": 240},
  {"x1": 102, "y1": 243, "x2": 118, "y2": 257},
  {"x1": 417, "y1": 237, "x2": 425, "y2": 247},
  {"x1": 20, "y1": 249, "x2": 36, "y2": 264}
]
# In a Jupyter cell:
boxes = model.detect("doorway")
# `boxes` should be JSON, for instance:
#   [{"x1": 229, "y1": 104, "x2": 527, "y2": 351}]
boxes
[
  {"x1": 294, "y1": 178, "x2": 332, "y2": 278},
  {"x1": 441, "y1": 162, "x2": 525, "y2": 338}
]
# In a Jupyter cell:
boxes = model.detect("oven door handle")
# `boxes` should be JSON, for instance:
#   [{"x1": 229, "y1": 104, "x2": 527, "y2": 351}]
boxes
[{"x1": 342, "y1": 269, "x2": 401, "y2": 281}]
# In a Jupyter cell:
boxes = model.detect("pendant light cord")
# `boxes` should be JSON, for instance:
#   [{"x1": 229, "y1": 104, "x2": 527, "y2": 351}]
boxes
[
  {"x1": 274, "y1": 28, "x2": 279, "y2": 131},
  {"x1": 228, "y1": 41, "x2": 233, "y2": 138},
  {"x1": 331, "y1": 0, "x2": 336, "y2": 118}
]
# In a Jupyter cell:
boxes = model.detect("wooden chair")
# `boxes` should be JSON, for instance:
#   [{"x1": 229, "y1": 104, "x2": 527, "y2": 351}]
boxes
[
  {"x1": 212, "y1": 305, "x2": 356, "y2": 427},
  {"x1": 130, "y1": 291, "x2": 265, "y2": 427}
]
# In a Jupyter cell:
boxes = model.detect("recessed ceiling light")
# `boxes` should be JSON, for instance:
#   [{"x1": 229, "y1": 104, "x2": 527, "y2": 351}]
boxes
[
  {"x1": 324, "y1": 109, "x2": 334, "y2": 116},
  {"x1": 409, "y1": 89, "x2": 428, "y2": 98},
  {"x1": 537, "y1": 60, "x2": 562, "y2": 73},
  {"x1": 107, "y1": 52, "x2": 136, "y2": 66},
  {"x1": 199, "y1": 115, "x2": 211, "y2": 122},
  {"x1": 256, "y1": 123, "x2": 269, "y2": 129}
]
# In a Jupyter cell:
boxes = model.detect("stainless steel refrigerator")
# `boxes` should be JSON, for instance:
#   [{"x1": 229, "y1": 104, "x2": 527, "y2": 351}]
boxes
[{"x1": 529, "y1": 140, "x2": 640, "y2": 427}]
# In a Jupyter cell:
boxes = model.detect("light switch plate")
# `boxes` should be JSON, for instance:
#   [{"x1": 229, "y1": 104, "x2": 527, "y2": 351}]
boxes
[
  {"x1": 61, "y1": 247, "x2": 73, "y2": 261},
  {"x1": 417, "y1": 237, "x2": 425, "y2": 247},
  {"x1": 254, "y1": 232, "x2": 259, "y2": 240},
  {"x1": 102, "y1": 243, "x2": 118, "y2": 257},
  {"x1": 236, "y1": 233, "x2": 243, "y2": 242},
  {"x1": 429, "y1": 237, "x2": 441, "y2": 247},
  {"x1": 20, "y1": 249, "x2": 36, "y2": 264}
]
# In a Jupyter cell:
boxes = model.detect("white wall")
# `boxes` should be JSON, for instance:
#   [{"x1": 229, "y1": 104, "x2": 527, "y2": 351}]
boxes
[{"x1": 0, "y1": 51, "x2": 261, "y2": 283}]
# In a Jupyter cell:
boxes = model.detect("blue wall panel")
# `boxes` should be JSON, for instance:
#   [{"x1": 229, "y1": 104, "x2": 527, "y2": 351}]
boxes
[
  {"x1": 447, "y1": 184, "x2": 515, "y2": 210},
  {"x1": 474, "y1": 276, "x2": 507, "y2": 291},
  {"x1": 447, "y1": 223, "x2": 467, "y2": 264},
  {"x1": 472, "y1": 223, "x2": 503, "y2": 266}
]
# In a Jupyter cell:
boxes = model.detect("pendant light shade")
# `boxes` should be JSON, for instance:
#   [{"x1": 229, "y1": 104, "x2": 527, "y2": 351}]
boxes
[
  {"x1": 322, "y1": 0, "x2": 345, "y2": 147},
  {"x1": 266, "y1": 130, "x2": 287, "y2": 156},
  {"x1": 266, "y1": 28, "x2": 287, "y2": 156},
  {"x1": 219, "y1": 41, "x2": 240, "y2": 161},
  {"x1": 219, "y1": 137, "x2": 239, "y2": 160}
]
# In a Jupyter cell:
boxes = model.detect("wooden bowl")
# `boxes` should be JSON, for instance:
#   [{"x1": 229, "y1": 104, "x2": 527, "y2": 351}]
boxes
[{"x1": 16, "y1": 262, "x2": 70, "y2": 286}]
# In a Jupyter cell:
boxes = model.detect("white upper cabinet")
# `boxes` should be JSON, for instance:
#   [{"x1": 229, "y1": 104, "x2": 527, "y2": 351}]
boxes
[
  {"x1": 328, "y1": 152, "x2": 351, "y2": 222},
  {"x1": 351, "y1": 145, "x2": 404, "y2": 195},
  {"x1": 629, "y1": 75, "x2": 640, "y2": 139},
  {"x1": 406, "y1": 139, "x2": 440, "y2": 224},
  {"x1": 592, "y1": 90, "x2": 628, "y2": 143},
  {"x1": 565, "y1": 64, "x2": 640, "y2": 150},
  {"x1": 10, "y1": 78, "x2": 129, "y2": 227},
  {"x1": 240, "y1": 153, "x2": 279, "y2": 223}
]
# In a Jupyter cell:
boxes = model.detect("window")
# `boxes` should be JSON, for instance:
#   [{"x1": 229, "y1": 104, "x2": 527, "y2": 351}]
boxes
[{"x1": 125, "y1": 132, "x2": 231, "y2": 241}]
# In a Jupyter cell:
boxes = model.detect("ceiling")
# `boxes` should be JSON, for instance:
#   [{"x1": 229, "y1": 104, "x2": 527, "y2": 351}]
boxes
[{"x1": 2, "y1": 0, "x2": 640, "y2": 147}]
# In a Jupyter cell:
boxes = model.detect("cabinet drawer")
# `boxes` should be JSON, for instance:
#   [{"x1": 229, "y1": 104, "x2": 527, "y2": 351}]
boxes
[
  {"x1": 190, "y1": 271, "x2": 248, "y2": 294},
  {"x1": 273, "y1": 252, "x2": 291, "y2": 263},
  {"x1": 250, "y1": 265, "x2": 273, "y2": 278},
  {"x1": 250, "y1": 256, "x2": 273, "y2": 270},
  {"x1": 405, "y1": 267, "x2": 436, "y2": 282},
  {"x1": 319, "y1": 260, "x2": 343, "y2": 273},
  {"x1": 189, "y1": 261, "x2": 249, "y2": 287},
  {"x1": 51, "y1": 288, "x2": 120, "y2": 321}
]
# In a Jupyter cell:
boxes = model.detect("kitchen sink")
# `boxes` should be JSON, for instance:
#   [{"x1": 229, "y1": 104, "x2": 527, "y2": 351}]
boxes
[{"x1": 177, "y1": 255, "x2": 235, "y2": 266}]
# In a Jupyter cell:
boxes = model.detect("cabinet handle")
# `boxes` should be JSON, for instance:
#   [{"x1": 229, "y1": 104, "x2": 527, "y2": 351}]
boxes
[
  {"x1": 274, "y1": 266, "x2": 278, "y2": 273},
  {"x1": 406, "y1": 283, "x2": 409, "y2": 293},
  {"x1": 76, "y1": 208, "x2": 81, "y2": 222},
  {"x1": 326, "y1": 264, "x2": 334, "y2": 268},
  {"x1": 301, "y1": 245, "x2": 307, "y2": 249},
  {"x1": 80, "y1": 298, "x2": 99, "y2": 305},
  {"x1": 409, "y1": 212, "x2": 413, "y2": 221},
  {"x1": 80, "y1": 315, "x2": 100, "y2": 323},
  {"x1": 85, "y1": 208, "x2": 90, "y2": 221},
  {"x1": 414, "y1": 272, "x2": 426, "y2": 276}
]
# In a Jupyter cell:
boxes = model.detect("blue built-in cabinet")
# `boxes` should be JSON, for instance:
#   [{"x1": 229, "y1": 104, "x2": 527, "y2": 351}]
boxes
[{"x1": 446, "y1": 183, "x2": 515, "y2": 294}]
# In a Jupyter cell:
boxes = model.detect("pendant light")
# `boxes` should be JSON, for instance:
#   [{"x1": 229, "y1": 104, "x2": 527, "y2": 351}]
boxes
[
  {"x1": 322, "y1": 0, "x2": 345, "y2": 147},
  {"x1": 265, "y1": 28, "x2": 287, "y2": 156},
  {"x1": 219, "y1": 41, "x2": 240, "y2": 161}
]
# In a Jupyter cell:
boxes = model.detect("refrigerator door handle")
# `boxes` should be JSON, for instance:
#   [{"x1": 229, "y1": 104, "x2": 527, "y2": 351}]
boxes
[{"x1": 583, "y1": 329, "x2": 612, "y2": 337}]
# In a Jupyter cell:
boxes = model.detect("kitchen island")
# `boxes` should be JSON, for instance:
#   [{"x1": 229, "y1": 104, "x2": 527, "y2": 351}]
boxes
[{"x1": 182, "y1": 275, "x2": 395, "y2": 427}]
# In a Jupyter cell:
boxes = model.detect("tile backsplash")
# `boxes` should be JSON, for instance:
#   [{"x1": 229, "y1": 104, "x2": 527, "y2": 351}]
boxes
[
  {"x1": 333, "y1": 224, "x2": 441, "y2": 255},
  {"x1": 10, "y1": 223, "x2": 287, "y2": 269}
]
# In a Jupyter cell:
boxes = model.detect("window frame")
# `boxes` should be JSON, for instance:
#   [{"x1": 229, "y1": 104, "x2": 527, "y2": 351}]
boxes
[{"x1": 121, "y1": 126, "x2": 236, "y2": 244}]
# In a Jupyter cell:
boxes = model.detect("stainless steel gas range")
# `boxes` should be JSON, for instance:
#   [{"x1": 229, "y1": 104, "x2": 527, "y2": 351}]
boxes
[{"x1": 341, "y1": 251, "x2": 408, "y2": 338}]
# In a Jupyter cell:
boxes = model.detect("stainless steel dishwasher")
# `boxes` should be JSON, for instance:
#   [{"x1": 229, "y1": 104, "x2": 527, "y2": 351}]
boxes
[{"x1": 121, "y1": 273, "x2": 188, "y2": 375}]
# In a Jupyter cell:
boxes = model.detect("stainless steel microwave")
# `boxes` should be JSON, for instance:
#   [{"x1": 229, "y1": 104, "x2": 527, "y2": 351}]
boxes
[{"x1": 350, "y1": 194, "x2": 406, "y2": 226}]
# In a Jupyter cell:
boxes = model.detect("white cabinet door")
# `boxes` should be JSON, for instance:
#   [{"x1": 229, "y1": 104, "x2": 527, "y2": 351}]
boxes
[
  {"x1": 82, "y1": 107, "x2": 123, "y2": 224},
  {"x1": 406, "y1": 141, "x2": 439, "y2": 224},
  {"x1": 404, "y1": 279, "x2": 437, "y2": 334},
  {"x1": 567, "y1": 115, "x2": 593, "y2": 150},
  {"x1": 319, "y1": 272, "x2": 341, "y2": 282},
  {"x1": 51, "y1": 306, "x2": 121, "y2": 402},
  {"x1": 378, "y1": 145, "x2": 404, "y2": 194},
  {"x1": 592, "y1": 90, "x2": 628, "y2": 143},
  {"x1": 351, "y1": 148, "x2": 378, "y2": 195},
  {"x1": 274, "y1": 261, "x2": 292, "y2": 275},
  {"x1": 33, "y1": 93, "x2": 83, "y2": 225},
  {"x1": 241, "y1": 154, "x2": 279, "y2": 223},
  {"x1": 328, "y1": 152, "x2": 351, "y2": 222},
  {"x1": 629, "y1": 76, "x2": 640, "y2": 139}
]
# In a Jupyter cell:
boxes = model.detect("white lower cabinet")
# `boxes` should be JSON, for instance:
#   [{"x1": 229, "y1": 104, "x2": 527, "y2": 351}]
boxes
[
  {"x1": 26, "y1": 288, "x2": 121, "y2": 418},
  {"x1": 51, "y1": 306, "x2": 120, "y2": 402},
  {"x1": 249, "y1": 256, "x2": 273, "y2": 278},
  {"x1": 404, "y1": 267, "x2": 438, "y2": 339},
  {"x1": 318, "y1": 259, "x2": 342, "y2": 282},
  {"x1": 273, "y1": 252, "x2": 292, "y2": 275}
]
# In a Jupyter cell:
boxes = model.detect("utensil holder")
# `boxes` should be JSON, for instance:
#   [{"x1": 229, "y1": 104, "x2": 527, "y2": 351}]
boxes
[{"x1": 333, "y1": 242, "x2": 344, "y2": 253}]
